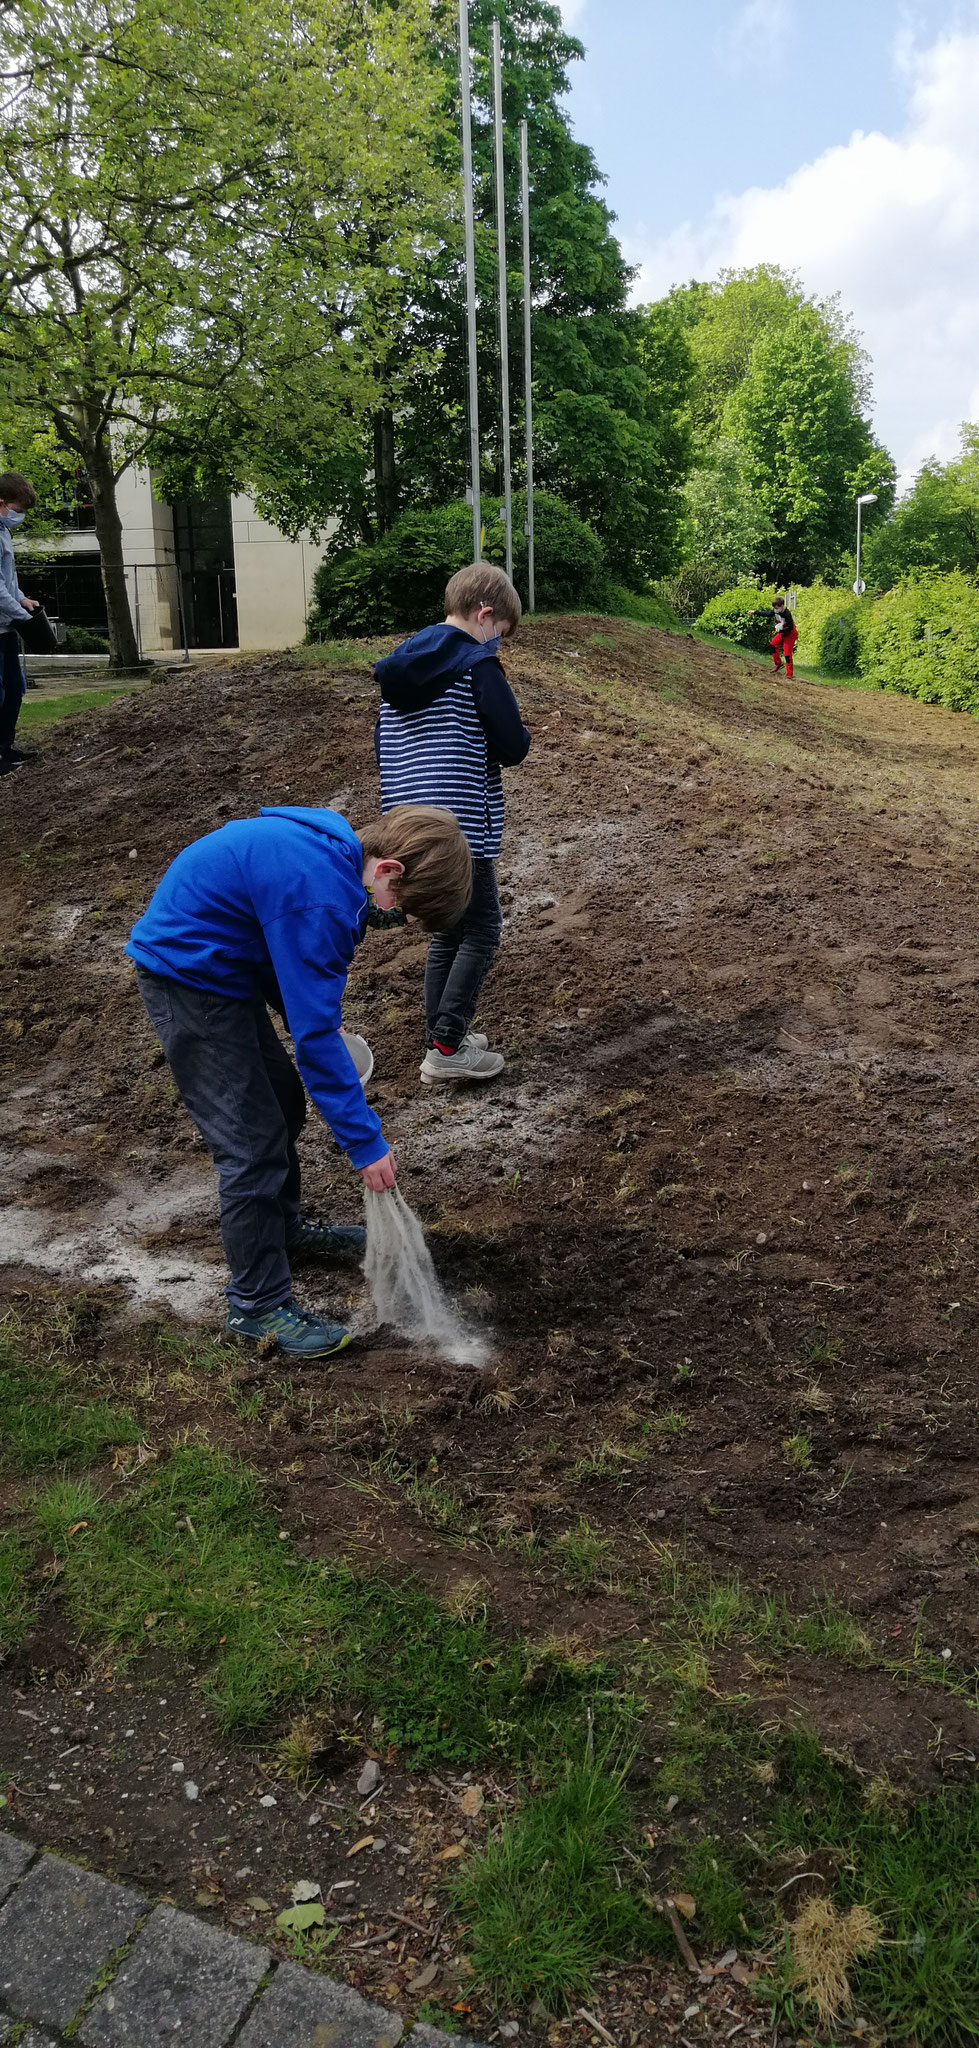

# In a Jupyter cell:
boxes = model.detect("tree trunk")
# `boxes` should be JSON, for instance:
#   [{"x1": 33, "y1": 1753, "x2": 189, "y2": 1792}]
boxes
[
  {"x1": 85, "y1": 440, "x2": 142, "y2": 669},
  {"x1": 372, "y1": 408, "x2": 398, "y2": 534}
]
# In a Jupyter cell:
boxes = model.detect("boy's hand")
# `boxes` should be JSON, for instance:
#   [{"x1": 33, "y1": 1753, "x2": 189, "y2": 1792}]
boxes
[{"x1": 360, "y1": 1149, "x2": 396, "y2": 1191}]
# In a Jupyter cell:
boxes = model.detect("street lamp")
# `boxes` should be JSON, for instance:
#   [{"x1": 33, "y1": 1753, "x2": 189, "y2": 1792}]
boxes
[{"x1": 854, "y1": 492, "x2": 878, "y2": 596}]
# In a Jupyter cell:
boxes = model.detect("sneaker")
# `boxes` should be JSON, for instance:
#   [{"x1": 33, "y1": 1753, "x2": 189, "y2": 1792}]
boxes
[
  {"x1": 420, "y1": 1043, "x2": 505, "y2": 1085},
  {"x1": 5, "y1": 747, "x2": 36, "y2": 763},
  {"x1": 285, "y1": 1218, "x2": 366, "y2": 1263},
  {"x1": 461, "y1": 1031, "x2": 489, "y2": 1052},
  {"x1": 0, "y1": 756, "x2": 25, "y2": 777},
  {"x1": 225, "y1": 1300, "x2": 351, "y2": 1357}
]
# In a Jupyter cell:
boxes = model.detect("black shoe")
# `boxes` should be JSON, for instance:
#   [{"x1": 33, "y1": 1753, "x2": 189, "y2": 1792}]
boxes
[
  {"x1": 5, "y1": 747, "x2": 36, "y2": 763},
  {"x1": 0, "y1": 755, "x2": 25, "y2": 777}
]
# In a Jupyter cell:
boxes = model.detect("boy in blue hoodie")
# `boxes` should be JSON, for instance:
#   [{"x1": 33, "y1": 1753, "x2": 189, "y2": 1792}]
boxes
[
  {"x1": 126, "y1": 803, "x2": 471, "y2": 1357},
  {"x1": 374, "y1": 562, "x2": 530, "y2": 1085}
]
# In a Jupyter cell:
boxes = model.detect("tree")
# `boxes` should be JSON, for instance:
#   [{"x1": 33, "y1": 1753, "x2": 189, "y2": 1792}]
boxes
[
  {"x1": 679, "y1": 435, "x2": 771, "y2": 584},
  {"x1": 863, "y1": 427, "x2": 979, "y2": 588},
  {"x1": 0, "y1": 0, "x2": 448, "y2": 664},
  {"x1": 665, "y1": 267, "x2": 892, "y2": 584}
]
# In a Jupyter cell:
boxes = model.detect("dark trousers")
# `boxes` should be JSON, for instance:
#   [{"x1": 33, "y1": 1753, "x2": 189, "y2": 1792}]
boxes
[
  {"x1": 0, "y1": 632, "x2": 25, "y2": 754},
  {"x1": 424, "y1": 856, "x2": 503, "y2": 1049},
  {"x1": 135, "y1": 966, "x2": 307, "y2": 1313}
]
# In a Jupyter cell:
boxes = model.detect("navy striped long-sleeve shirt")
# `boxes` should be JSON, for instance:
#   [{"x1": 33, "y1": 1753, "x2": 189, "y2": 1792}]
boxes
[{"x1": 374, "y1": 625, "x2": 530, "y2": 858}]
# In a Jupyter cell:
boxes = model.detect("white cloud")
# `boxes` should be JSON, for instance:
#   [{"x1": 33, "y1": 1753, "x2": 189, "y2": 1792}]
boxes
[{"x1": 627, "y1": 26, "x2": 979, "y2": 485}]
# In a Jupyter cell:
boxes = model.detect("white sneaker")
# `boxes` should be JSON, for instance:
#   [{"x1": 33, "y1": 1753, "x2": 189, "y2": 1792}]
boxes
[
  {"x1": 420, "y1": 1043, "x2": 505, "y2": 1085},
  {"x1": 462, "y1": 1031, "x2": 488, "y2": 1052}
]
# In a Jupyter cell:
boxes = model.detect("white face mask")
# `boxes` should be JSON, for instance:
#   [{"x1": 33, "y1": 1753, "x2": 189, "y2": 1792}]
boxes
[{"x1": 2, "y1": 509, "x2": 25, "y2": 527}]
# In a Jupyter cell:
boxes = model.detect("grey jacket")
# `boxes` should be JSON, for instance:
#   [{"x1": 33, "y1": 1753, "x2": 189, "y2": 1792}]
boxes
[{"x1": 0, "y1": 519, "x2": 30, "y2": 632}]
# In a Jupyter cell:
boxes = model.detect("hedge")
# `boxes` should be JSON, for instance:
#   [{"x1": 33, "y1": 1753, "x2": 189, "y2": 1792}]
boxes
[
  {"x1": 792, "y1": 581, "x2": 873, "y2": 676},
  {"x1": 696, "y1": 585, "x2": 775, "y2": 653},
  {"x1": 860, "y1": 570, "x2": 979, "y2": 713},
  {"x1": 307, "y1": 492, "x2": 611, "y2": 640}
]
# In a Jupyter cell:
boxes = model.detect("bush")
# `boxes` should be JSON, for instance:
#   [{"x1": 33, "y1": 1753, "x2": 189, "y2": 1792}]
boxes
[
  {"x1": 791, "y1": 580, "x2": 872, "y2": 675},
  {"x1": 62, "y1": 627, "x2": 110, "y2": 655},
  {"x1": 307, "y1": 492, "x2": 610, "y2": 640},
  {"x1": 657, "y1": 560, "x2": 731, "y2": 621},
  {"x1": 820, "y1": 611, "x2": 861, "y2": 676},
  {"x1": 696, "y1": 585, "x2": 774, "y2": 653},
  {"x1": 604, "y1": 584, "x2": 681, "y2": 630},
  {"x1": 861, "y1": 570, "x2": 979, "y2": 713}
]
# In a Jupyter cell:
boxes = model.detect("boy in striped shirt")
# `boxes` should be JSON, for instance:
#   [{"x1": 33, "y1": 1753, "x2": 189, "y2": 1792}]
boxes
[{"x1": 375, "y1": 563, "x2": 530, "y2": 1085}]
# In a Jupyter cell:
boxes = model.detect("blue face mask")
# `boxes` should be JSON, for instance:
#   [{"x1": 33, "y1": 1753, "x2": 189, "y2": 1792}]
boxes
[
  {"x1": 479, "y1": 629, "x2": 501, "y2": 657},
  {"x1": 2, "y1": 510, "x2": 25, "y2": 528}
]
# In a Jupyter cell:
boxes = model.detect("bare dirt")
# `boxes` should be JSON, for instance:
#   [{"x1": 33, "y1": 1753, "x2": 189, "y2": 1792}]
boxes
[{"x1": 3, "y1": 618, "x2": 979, "y2": 2040}]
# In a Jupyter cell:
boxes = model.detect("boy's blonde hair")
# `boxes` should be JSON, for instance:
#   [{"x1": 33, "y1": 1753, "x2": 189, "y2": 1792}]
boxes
[
  {"x1": 445, "y1": 562, "x2": 522, "y2": 630},
  {"x1": 359, "y1": 805, "x2": 472, "y2": 932}
]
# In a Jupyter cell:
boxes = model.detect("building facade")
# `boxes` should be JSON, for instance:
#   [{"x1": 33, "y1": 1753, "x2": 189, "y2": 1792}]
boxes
[{"x1": 27, "y1": 467, "x2": 331, "y2": 654}]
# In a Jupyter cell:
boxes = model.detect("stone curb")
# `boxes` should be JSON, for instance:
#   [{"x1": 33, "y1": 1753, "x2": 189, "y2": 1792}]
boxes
[{"x1": 0, "y1": 1831, "x2": 488, "y2": 2048}]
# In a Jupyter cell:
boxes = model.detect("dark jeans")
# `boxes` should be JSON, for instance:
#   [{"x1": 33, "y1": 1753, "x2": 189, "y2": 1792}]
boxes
[
  {"x1": 0, "y1": 632, "x2": 25, "y2": 754},
  {"x1": 424, "y1": 856, "x2": 503, "y2": 1049},
  {"x1": 136, "y1": 966, "x2": 307, "y2": 1314}
]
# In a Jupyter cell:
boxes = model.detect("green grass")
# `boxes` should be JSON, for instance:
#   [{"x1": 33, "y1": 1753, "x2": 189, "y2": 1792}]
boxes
[
  {"x1": 19, "y1": 685, "x2": 143, "y2": 728},
  {"x1": 692, "y1": 630, "x2": 877, "y2": 693},
  {"x1": 0, "y1": 1530, "x2": 39, "y2": 1647},
  {"x1": 452, "y1": 1757, "x2": 646, "y2": 2008},
  {"x1": 4, "y1": 1311, "x2": 979, "y2": 2035},
  {"x1": 0, "y1": 1317, "x2": 139, "y2": 1475},
  {"x1": 25, "y1": 1444, "x2": 623, "y2": 1751}
]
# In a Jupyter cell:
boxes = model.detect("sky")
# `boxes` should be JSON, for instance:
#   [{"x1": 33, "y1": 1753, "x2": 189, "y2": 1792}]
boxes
[{"x1": 557, "y1": 0, "x2": 979, "y2": 486}]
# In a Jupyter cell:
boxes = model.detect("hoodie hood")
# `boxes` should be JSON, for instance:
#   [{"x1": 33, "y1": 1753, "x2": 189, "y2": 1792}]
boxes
[
  {"x1": 258, "y1": 805, "x2": 362, "y2": 876},
  {"x1": 374, "y1": 624, "x2": 500, "y2": 711}
]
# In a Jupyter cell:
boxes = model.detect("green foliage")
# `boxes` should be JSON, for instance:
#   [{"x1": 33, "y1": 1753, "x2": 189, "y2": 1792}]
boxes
[
  {"x1": 865, "y1": 426, "x2": 979, "y2": 587},
  {"x1": 791, "y1": 580, "x2": 875, "y2": 677},
  {"x1": 604, "y1": 586, "x2": 680, "y2": 629},
  {"x1": 679, "y1": 435, "x2": 772, "y2": 583},
  {"x1": 20, "y1": 688, "x2": 140, "y2": 729},
  {"x1": 820, "y1": 609, "x2": 862, "y2": 676},
  {"x1": 307, "y1": 492, "x2": 609, "y2": 638},
  {"x1": 62, "y1": 629, "x2": 111, "y2": 655},
  {"x1": 451, "y1": 1759, "x2": 646, "y2": 2008},
  {"x1": 862, "y1": 571, "x2": 979, "y2": 713},
  {"x1": 697, "y1": 585, "x2": 774, "y2": 653},
  {"x1": 669, "y1": 268, "x2": 893, "y2": 584},
  {"x1": 0, "y1": 0, "x2": 449, "y2": 660}
]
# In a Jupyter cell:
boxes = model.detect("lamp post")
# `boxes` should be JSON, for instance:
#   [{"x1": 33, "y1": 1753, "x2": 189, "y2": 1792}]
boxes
[{"x1": 853, "y1": 492, "x2": 877, "y2": 596}]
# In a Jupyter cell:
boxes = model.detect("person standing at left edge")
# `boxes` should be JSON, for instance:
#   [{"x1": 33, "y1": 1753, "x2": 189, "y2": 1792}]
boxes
[{"x1": 0, "y1": 470, "x2": 40, "y2": 777}]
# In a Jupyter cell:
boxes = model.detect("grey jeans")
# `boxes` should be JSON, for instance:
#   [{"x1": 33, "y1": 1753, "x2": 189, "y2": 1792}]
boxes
[
  {"x1": 135, "y1": 966, "x2": 306, "y2": 1314},
  {"x1": 424, "y1": 856, "x2": 503, "y2": 1049}
]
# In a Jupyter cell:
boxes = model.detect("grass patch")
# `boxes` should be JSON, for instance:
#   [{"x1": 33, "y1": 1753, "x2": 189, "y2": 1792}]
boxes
[
  {"x1": 0, "y1": 1530, "x2": 38, "y2": 1647},
  {"x1": 452, "y1": 1757, "x2": 645, "y2": 2008},
  {"x1": 19, "y1": 686, "x2": 143, "y2": 728},
  {"x1": 0, "y1": 1315, "x2": 139, "y2": 1475},
  {"x1": 29, "y1": 1444, "x2": 626, "y2": 1753}
]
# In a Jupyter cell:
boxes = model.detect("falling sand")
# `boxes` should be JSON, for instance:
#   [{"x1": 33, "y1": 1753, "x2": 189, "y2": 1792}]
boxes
[{"x1": 361, "y1": 1186, "x2": 491, "y2": 1367}]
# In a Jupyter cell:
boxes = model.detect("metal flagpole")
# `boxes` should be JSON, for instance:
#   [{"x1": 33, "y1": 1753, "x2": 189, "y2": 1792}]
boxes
[
  {"x1": 459, "y1": 0, "x2": 481, "y2": 560},
  {"x1": 491, "y1": 15, "x2": 513, "y2": 582},
  {"x1": 519, "y1": 116, "x2": 535, "y2": 614}
]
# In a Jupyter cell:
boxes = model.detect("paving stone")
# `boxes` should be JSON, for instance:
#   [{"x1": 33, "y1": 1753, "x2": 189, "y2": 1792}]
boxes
[
  {"x1": 79, "y1": 1904, "x2": 270, "y2": 2048},
  {"x1": 0, "y1": 1854, "x2": 144, "y2": 2030},
  {"x1": 0, "y1": 1830, "x2": 35, "y2": 1905},
  {"x1": 406, "y1": 2029, "x2": 490, "y2": 2048},
  {"x1": 236, "y1": 1961, "x2": 403, "y2": 2048}
]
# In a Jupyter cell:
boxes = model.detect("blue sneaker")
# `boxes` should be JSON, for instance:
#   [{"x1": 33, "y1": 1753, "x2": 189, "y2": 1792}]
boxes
[
  {"x1": 285, "y1": 1218, "x2": 366, "y2": 1263},
  {"x1": 225, "y1": 1301, "x2": 351, "y2": 1357}
]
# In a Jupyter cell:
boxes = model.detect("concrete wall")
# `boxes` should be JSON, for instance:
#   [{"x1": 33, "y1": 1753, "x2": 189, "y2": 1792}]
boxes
[
  {"x1": 231, "y1": 496, "x2": 332, "y2": 651},
  {"x1": 115, "y1": 468, "x2": 181, "y2": 652}
]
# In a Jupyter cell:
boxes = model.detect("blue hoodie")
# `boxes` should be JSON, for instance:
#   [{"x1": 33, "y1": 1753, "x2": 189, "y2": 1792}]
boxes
[
  {"x1": 374, "y1": 624, "x2": 530, "y2": 858},
  {"x1": 125, "y1": 807, "x2": 387, "y2": 1169}
]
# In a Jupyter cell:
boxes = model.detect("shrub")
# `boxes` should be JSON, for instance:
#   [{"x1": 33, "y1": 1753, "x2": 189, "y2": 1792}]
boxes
[
  {"x1": 657, "y1": 560, "x2": 731, "y2": 621},
  {"x1": 820, "y1": 610, "x2": 861, "y2": 676},
  {"x1": 604, "y1": 585, "x2": 681, "y2": 630},
  {"x1": 861, "y1": 569, "x2": 979, "y2": 713},
  {"x1": 697, "y1": 585, "x2": 774, "y2": 653},
  {"x1": 307, "y1": 492, "x2": 610, "y2": 640},
  {"x1": 792, "y1": 581, "x2": 874, "y2": 675},
  {"x1": 62, "y1": 627, "x2": 110, "y2": 655}
]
